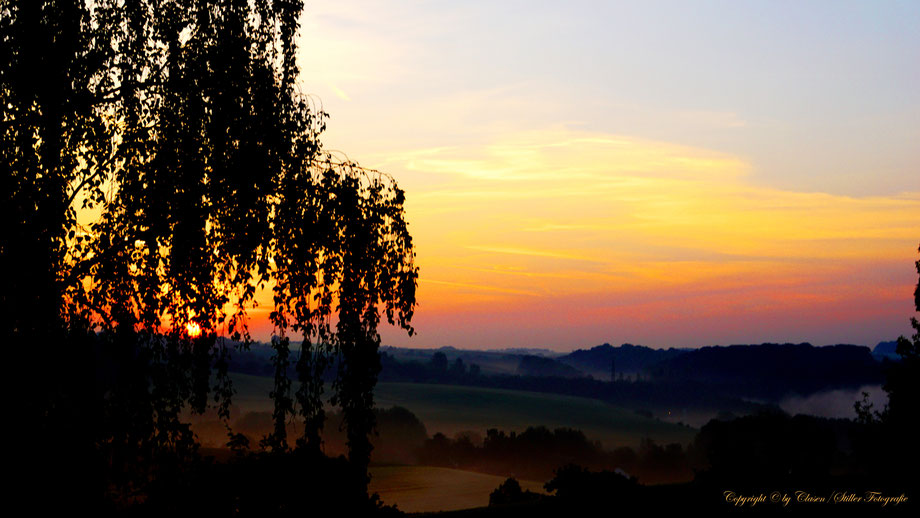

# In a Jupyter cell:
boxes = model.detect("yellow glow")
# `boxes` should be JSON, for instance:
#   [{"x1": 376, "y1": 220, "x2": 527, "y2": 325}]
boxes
[
  {"x1": 360, "y1": 127, "x2": 920, "y2": 344},
  {"x1": 75, "y1": 124, "x2": 918, "y2": 348},
  {"x1": 186, "y1": 322, "x2": 202, "y2": 338},
  {"x1": 329, "y1": 83, "x2": 351, "y2": 101}
]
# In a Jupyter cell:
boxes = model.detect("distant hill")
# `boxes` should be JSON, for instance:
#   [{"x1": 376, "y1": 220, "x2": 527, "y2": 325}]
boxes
[
  {"x1": 647, "y1": 343, "x2": 883, "y2": 400},
  {"x1": 380, "y1": 346, "x2": 546, "y2": 376},
  {"x1": 558, "y1": 343, "x2": 686, "y2": 380},
  {"x1": 485, "y1": 348, "x2": 564, "y2": 358},
  {"x1": 225, "y1": 342, "x2": 885, "y2": 406},
  {"x1": 873, "y1": 340, "x2": 900, "y2": 361},
  {"x1": 516, "y1": 355, "x2": 584, "y2": 378}
]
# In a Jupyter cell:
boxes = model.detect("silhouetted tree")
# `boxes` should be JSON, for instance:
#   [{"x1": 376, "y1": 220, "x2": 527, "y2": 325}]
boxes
[
  {"x1": 450, "y1": 356, "x2": 467, "y2": 377},
  {"x1": 2, "y1": 0, "x2": 417, "y2": 505},
  {"x1": 489, "y1": 477, "x2": 542, "y2": 507},
  {"x1": 694, "y1": 411, "x2": 837, "y2": 487},
  {"x1": 490, "y1": 477, "x2": 524, "y2": 506},
  {"x1": 372, "y1": 406, "x2": 428, "y2": 464},
  {"x1": 2, "y1": 0, "x2": 112, "y2": 509},
  {"x1": 855, "y1": 244, "x2": 920, "y2": 479},
  {"x1": 430, "y1": 351, "x2": 448, "y2": 373},
  {"x1": 886, "y1": 244, "x2": 920, "y2": 428},
  {"x1": 545, "y1": 464, "x2": 638, "y2": 503}
]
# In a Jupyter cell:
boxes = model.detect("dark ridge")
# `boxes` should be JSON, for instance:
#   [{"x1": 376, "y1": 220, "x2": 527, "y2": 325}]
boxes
[
  {"x1": 516, "y1": 355, "x2": 584, "y2": 378},
  {"x1": 647, "y1": 343, "x2": 883, "y2": 400},
  {"x1": 558, "y1": 343, "x2": 687, "y2": 378}
]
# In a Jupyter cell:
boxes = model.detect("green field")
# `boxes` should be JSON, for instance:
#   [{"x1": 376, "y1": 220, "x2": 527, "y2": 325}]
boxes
[
  {"x1": 228, "y1": 374, "x2": 695, "y2": 449},
  {"x1": 369, "y1": 466, "x2": 544, "y2": 514}
]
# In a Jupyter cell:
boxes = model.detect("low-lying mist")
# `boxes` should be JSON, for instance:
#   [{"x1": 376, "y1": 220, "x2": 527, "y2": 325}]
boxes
[{"x1": 779, "y1": 384, "x2": 885, "y2": 419}]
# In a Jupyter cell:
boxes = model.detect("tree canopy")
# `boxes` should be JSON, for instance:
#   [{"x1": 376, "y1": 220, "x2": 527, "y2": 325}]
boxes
[
  {"x1": 885, "y1": 245, "x2": 920, "y2": 428},
  {"x1": 2, "y1": 0, "x2": 417, "y2": 503}
]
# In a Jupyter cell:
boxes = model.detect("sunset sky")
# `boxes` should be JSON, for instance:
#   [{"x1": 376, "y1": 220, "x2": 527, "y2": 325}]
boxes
[{"x1": 246, "y1": 0, "x2": 919, "y2": 350}]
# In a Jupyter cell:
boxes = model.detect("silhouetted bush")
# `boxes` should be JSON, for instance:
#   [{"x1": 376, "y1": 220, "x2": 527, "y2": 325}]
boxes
[
  {"x1": 489, "y1": 477, "x2": 543, "y2": 506},
  {"x1": 545, "y1": 464, "x2": 638, "y2": 503}
]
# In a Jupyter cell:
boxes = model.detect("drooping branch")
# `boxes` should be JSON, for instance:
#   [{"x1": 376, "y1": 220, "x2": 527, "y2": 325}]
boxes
[{"x1": 5, "y1": 1, "x2": 417, "y2": 491}]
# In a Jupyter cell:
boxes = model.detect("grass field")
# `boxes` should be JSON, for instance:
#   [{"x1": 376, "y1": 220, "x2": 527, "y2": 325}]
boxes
[
  {"x1": 228, "y1": 374, "x2": 695, "y2": 448},
  {"x1": 369, "y1": 466, "x2": 544, "y2": 513}
]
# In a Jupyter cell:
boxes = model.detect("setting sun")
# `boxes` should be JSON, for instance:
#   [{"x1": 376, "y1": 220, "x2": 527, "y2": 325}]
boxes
[{"x1": 185, "y1": 322, "x2": 202, "y2": 338}]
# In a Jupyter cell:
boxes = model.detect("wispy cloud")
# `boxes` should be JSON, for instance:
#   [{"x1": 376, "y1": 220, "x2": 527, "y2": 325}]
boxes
[
  {"x1": 370, "y1": 126, "x2": 920, "y2": 347},
  {"x1": 291, "y1": 1, "x2": 919, "y2": 349},
  {"x1": 328, "y1": 83, "x2": 351, "y2": 101},
  {"x1": 420, "y1": 278, "x2": 540, "y2": 297},
  {"x1": 466, "y1": 245, "x2": 602, "y2": 263}
]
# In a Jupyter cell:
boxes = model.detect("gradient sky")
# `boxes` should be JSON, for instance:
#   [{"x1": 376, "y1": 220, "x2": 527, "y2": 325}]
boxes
[{"x1": 243, "y1": 0, "x2": 920, "y2": 350}]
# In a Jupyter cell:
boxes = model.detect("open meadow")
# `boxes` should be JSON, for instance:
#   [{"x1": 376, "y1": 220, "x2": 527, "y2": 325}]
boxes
[{"x1": 225, "y1": 373, "x2": 695, "y2": 450}]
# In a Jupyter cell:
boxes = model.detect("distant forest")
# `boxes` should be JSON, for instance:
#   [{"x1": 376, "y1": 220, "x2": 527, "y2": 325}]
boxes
[{"x1": 218, "y1": 341, "x2": 888, "y2": 417}]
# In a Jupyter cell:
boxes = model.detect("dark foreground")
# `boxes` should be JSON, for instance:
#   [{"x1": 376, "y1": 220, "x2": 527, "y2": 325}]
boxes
[{"x1": 417, "y1": 476, "x2": 915, "y2": 517}]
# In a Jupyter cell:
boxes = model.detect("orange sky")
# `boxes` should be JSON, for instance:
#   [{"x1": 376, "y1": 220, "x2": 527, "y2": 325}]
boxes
[
  {"x1": 234, "y1": 127, "x2": 919, "y2": 350},
  {"x1": 281, "y1": 2, "x2": 920, "y2": 350},
  {"x1": 77, "y1": 2, "x2": 920, "y2": 351}
]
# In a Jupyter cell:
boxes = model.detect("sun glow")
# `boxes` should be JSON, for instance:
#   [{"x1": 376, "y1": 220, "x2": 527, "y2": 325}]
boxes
[{"x1": 185, "y1": 322, "x2": 202, "y2": 338}]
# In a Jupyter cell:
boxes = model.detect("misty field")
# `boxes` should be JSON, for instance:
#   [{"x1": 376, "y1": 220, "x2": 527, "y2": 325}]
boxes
[
  {"x1": 369, "y1": 465, "x2": 544, "y2": 513},
  {"x1": 228, "y1": 374, "x2": 695, "y2": 449}
]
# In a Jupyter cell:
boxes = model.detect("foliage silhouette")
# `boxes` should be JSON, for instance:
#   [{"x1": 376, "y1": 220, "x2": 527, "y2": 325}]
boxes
[
  {"x1": 430, "y1": 350, "x2": 449, "y2": 373},
  {"x1": 489, "y1": 477, "x2": 542, "y2": 507},
  {"x1": 693, "y1": 411, "x2": 838, "y2": 487},
  {"x1": 853, "y1": 243, "x2": 920, "y2": 479},
  {"x1": 2, "y1": 0, "x2": 417, "y2": 507},
  {"x1": 886, "y1": 244, "x2": 920, "y2": 427}
]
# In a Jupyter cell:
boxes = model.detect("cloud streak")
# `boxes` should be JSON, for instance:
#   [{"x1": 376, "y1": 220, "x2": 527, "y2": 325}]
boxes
[
  {"x1": 289, "y1": 1, "x2": 920, "y2": 349},
  {"x1": 376, "y1": 127, "x2": 920, "y2": 348}
]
